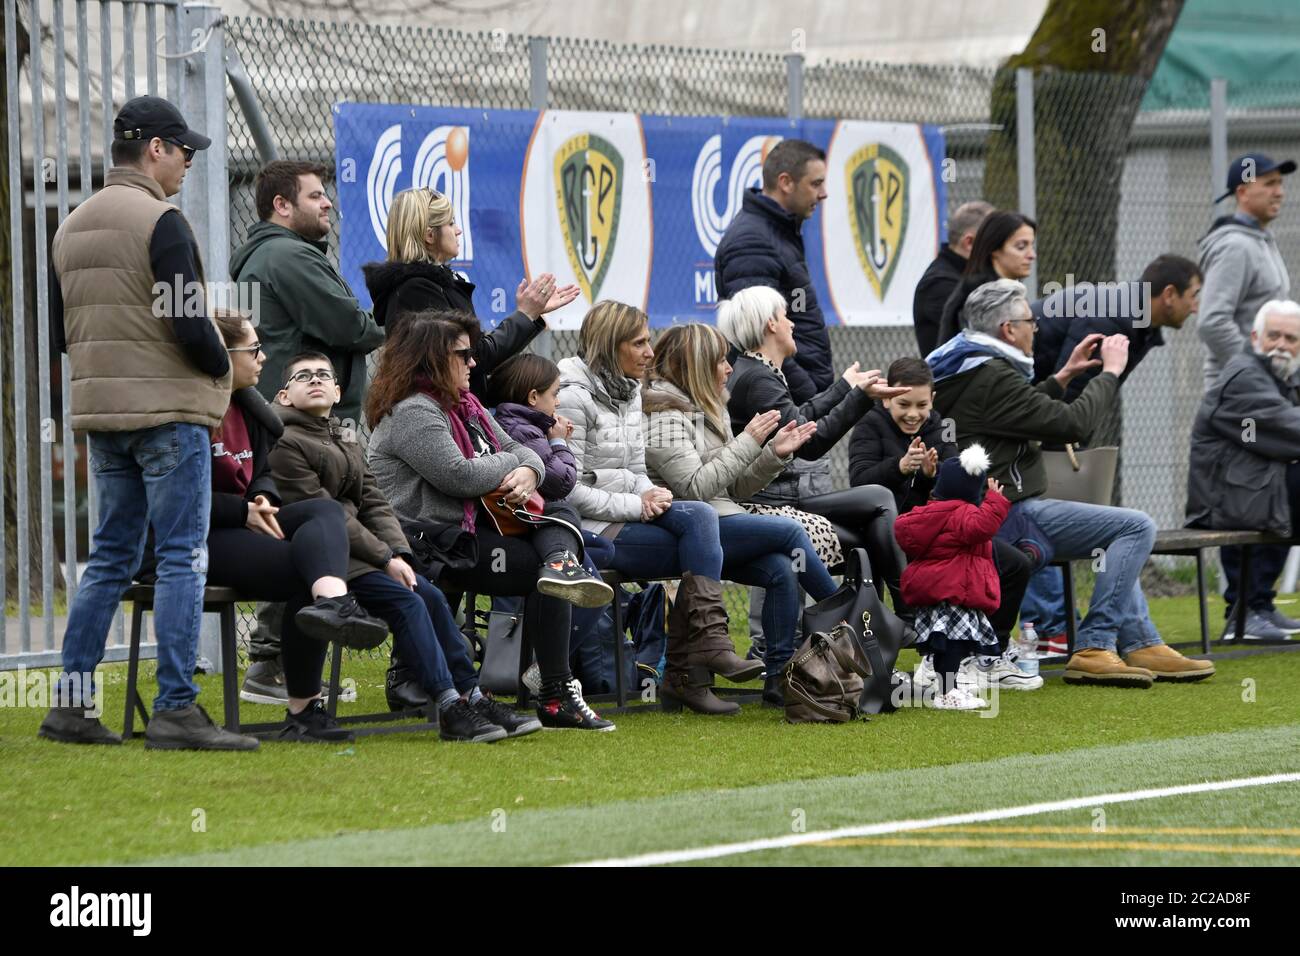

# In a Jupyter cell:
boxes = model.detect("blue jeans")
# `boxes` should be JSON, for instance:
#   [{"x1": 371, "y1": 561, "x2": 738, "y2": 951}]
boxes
[
  {"x1": 1019, "y1": 565, "x2": 1075, "y2": 636},
  {"x1": 60, "y1": 423, "x2": 212, "y2": 713},
  {"x1": 610, "y1": 500, "x2": 722, "y2": 579},
  {"x1": 718, "y1": 513, "x2": 838, "y2": 670},
  {"x1": 351, "y1": 571, "x2": 477, "y2": 696},
  {"x1": 1016, "y1": 497, "x2": 1162, "y2": 654}
]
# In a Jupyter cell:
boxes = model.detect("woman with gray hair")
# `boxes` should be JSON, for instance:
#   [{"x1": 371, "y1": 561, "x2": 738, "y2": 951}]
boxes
[{"x1": 719, "y1": 285, "x2": 916, "y2": 618}]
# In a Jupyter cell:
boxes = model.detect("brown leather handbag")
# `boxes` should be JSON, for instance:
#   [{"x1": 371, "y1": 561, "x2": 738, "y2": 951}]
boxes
[
  {"x1": 479, "y1": 491, "x2": 546, "y2": 536},
  {"x1": 781, "y1": 621, "x2": 873, "y2": 723}
]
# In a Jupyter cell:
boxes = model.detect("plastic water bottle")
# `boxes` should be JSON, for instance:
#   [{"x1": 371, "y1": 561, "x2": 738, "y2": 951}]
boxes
[{"x1": 1015, "y1": 621, "x2": 1040, "y2": 678}]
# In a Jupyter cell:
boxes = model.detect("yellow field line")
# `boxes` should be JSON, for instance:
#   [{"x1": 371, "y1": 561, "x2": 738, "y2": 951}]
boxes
[
  {"x1": 915, "y1": 825, "x2": 1300, "y2": 837},
  {"x1": 811, "y1": 836, "x2": 1300, "y2": 857}
]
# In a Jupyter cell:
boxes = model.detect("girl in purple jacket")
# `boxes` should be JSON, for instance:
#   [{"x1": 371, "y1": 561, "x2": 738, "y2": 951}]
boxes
[{"x1": 490, "y1": 354, "x2": 620, "y2": 689}]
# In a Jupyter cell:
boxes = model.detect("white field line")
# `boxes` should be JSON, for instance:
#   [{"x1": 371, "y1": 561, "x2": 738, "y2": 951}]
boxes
[{"x1": 566, "y1": 772, "x2": 1300, "y2": 867}]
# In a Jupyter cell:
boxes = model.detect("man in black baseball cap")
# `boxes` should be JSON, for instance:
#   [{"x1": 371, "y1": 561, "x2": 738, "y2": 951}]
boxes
[
  {"x1": 1214, "y1": 152, "x2": 1296, "y2": 204},
  {"x1": 41, "y1": 93, "x2": 260, "y2": 751},
  {"x1": 112, "y1": 95, "x2": 210, "y2": 197}
]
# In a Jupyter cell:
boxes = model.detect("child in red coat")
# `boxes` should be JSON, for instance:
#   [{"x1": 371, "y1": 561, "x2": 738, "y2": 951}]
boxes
[{"x1": 895, "y1": 444, "x2": 1008, "y2": 711}]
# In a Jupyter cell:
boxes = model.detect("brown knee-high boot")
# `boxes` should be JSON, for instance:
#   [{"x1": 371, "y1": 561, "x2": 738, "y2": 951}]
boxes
[{"x1": 661, "y1": 573, "x2": 740, "y2": 715}]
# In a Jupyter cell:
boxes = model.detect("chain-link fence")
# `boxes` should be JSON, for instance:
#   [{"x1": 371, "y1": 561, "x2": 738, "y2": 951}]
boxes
[{"x1": 16, "y1": 7, "x2": 1300, "y2": 664}]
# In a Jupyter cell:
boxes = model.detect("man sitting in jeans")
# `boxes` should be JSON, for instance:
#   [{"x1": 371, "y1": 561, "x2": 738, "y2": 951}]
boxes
[
  {"x1": 929, "y1": 278, "x2": 1215, "y2": 687},
  {"x1": 41, "y1": 95, "x2": 257, "y2": 749},
  {"x1": 1187, "y1": 300, "x2": 1300, "y2": 640}
]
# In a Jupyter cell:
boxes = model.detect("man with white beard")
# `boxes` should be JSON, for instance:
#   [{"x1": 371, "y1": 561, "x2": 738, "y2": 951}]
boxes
[{"x1": 1187, "y1": 300, "x2": 1300, "y2": 641}]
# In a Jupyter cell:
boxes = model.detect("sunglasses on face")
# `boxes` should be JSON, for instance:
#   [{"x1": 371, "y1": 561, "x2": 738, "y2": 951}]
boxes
[
  {"x1": 452, "y1": 347, "x2": 474, "y2": 365},
  {"x1": 164, "y1": 138, "x2": 196, "y2": 161},
  {"x1": 227, "y1": 343, "x2": 262, "y2": 358},
  {"x1": 286, "y1": 368, "x2": 336, "y2": 385}
]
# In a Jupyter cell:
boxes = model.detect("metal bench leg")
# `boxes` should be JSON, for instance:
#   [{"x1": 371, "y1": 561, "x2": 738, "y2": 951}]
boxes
[
  {"x1": 1060, "y1": 562, "x2": 1077, "y2": 657},
  {"x1": 1232, "y1": 546, "x2": 1252, "y2": 642},
  {"x1": 220, "y1": 604, "x2": 239, "y2": 733},
  {"x1": 613, "y1": 586, "x2": 627, "y2": 707},
  {"x1": 1196, "y1": 549, "x2": 1210, "y2": 654},
  {"x1": 518, "y1": 595, "x2": 535, "y2": 708},
  {"x1": 327, "y1": 642, "x2": 343, "y2": 719},
  {"x1": 123, "y1": 601, "x2": 147, "y2": 739}
]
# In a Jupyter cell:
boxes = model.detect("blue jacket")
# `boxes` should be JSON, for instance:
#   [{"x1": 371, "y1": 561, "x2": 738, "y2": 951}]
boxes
[
  {"x1": 714, "y1": 188, "x2": 833, "y2": 402},
  {"x1": 1031, "y1": 281, "x2": 1164, "y2": 401}
]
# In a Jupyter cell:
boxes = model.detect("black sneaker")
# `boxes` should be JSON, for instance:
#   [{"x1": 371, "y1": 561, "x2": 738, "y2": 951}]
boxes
[
  {"x1": 439, "y1": 698, "x2": 507, "y2": 743},
  {"x1": 537, "y1": 678, "x2": 616, "y2": 732},
  {"x1": 536, "y1": 551, "x2": 614, "y2": 608},
  {"x1": 277, "y1": 699, "x2": 355, "y2": 744},
  {"x1": 472, "y1": 693, "x2": 542, "y2": 738},
  {"x1": 295, "y1": 594, "x2": 390, "y2": 649},
  {"x1": 38, "y1": 706, "x2": 122, "y2": 745}
]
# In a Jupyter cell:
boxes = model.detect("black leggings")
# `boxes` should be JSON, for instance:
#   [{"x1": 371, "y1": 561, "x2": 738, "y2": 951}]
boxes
[
  {"x1": 207, "y1": 498, "x2": 351, "y2": 699},
  {"x1": 439, "y1": 503, "x2": 581, "y2": 686},
  {"x1": 990, "y1": 538, "x2": 1033, "y2": 649},
  {"x1": 795, "y1": 485, "x2": 907, "y2": 602}
]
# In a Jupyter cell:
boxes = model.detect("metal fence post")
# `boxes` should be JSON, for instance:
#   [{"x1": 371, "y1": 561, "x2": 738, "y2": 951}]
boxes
[
  {"x1": 1210, "y1": 77, "x2": 1228, "y2": 214},
  {"x1": 179, "y1": 2, "x2": 229, "y2": 286},
  {"x1": 1015, "y1": 67, "x2": 1036, "y2": 299},
  {"x1": 178, "y1": 2, "x2": 229, "y2": 670},
  {"x1": 529, "y1": 36, "x2": 552, "y2": 360},
  {"x1": 786, "y1": 52, "x2": 803, "y2": 121}
]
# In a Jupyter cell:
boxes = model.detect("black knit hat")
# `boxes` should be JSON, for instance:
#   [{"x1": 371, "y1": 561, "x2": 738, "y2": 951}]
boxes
[{"x1": 933, "y1": 444, "x2": 990, "y2": 504}]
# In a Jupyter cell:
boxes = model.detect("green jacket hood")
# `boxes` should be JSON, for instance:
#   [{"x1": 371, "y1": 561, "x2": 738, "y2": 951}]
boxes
[{"x1": 230, "y1": 221, "x2": 328, "y2": 276}]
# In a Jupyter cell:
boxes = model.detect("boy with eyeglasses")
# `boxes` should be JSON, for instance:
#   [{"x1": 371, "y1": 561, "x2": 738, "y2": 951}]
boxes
[{"x1": 268, "y1": 352, "x2": 541, "y2": 742}]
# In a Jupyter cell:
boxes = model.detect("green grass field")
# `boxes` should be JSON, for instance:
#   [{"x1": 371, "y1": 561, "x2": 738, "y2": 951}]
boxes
[{"x1": 3, "y1": 591, "x2": 1299, "y2": 867}]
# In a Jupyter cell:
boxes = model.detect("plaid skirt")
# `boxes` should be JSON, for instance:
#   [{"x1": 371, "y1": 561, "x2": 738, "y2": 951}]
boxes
[{"x1": 914, "y1": 602, "x2": 999, "y2": 653}]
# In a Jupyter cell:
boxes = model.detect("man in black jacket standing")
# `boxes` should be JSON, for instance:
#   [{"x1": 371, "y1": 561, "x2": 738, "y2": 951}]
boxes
[
  {"x1": 1032, "y1": 255, "x2": 1201, "y2": 405},
  {"x1": 913, "y1": 201, "x2": 992, "y2": 357},
  {"x1": 715, "y1": 139, "x2": 830, "y2": 405}
]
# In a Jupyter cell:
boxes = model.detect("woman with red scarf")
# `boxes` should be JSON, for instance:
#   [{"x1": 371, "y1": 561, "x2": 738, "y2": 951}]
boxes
[{"x1": 366, "y1": 310, "x2": 617, "y2": 732}]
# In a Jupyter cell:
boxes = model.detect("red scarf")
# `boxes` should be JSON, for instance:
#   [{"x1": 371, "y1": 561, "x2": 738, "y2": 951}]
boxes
[{"x1": 415, "y1": 376, "x2": 500, "y2": 532}]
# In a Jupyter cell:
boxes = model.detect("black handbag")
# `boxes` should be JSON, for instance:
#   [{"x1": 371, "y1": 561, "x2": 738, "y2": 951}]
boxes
[
  {"x1": 398, "y1": 517, "x2": 479, "y2": 581},
  {"x1": 802, "y1": 548, "x2": 908, "y2": 714}
]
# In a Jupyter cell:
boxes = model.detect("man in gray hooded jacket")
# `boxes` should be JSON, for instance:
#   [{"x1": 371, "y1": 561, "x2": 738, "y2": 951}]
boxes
[
  {"x1": 1187, "y1": 300, "x2": 1300, "y2": 641},
  {"x1": 1197, "y1": 152, "x2": 1294, "y2": 389},
  {"x1": 1197, "y1": 152, "x2": 1296, "y2": 640}
]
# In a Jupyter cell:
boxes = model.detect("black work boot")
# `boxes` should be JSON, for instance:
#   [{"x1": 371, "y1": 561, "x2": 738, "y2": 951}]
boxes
[
  {"x1": 38, "y1": 706, "x2": 122, "y2": 745},
  {"x1": 144, "y1": 704, "x2": 260, "y2": 751}
]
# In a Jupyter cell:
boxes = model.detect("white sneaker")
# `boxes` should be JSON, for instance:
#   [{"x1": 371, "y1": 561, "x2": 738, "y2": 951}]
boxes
[
  {"x1": 959, "y1": 653, "x2": 1044, "y2": 691},
  {"x1": 914, "y1": 655, "x2": 937, "y2": 688},
  {"x1": 929, "y1": 686, "x2": 989, "y2": 711}
]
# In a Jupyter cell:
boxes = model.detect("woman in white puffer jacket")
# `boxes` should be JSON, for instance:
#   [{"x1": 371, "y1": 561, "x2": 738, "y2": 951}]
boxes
[{"x1": 557, "y1": 301, "x2": 760, "y2": 716}]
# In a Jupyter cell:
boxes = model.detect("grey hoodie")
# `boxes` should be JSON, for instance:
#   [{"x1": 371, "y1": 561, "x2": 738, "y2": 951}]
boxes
[{"x1": 1196, "y1": 214, "x2": 1290, "y2": 389}]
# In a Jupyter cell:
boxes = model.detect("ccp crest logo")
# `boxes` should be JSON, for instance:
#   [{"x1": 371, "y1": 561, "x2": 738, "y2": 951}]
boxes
[
  {"x1": 553, "y1": 132, "x2": 623, "y2": 303},
  {"x1": 366, "y1": 123, "x2": 473, "y2": 261},
  {"x1": 845, "y1": 143, "x2": 909, "y2": 299}
]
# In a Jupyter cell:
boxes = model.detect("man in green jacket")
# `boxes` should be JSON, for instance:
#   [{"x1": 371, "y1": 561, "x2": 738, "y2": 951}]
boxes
[
  {"x1": 231, "y1": 160, "x2": 385, "y2": 429},
  {"x1": 928, "y1": 278, "x2": 1214, "y2": 688},
  {"x1": 231, "y1": 160, "x2": 385, "y2": 701}
]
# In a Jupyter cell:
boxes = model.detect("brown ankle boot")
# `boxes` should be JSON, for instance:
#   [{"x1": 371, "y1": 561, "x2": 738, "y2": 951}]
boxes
[
  {"x1": 672, "y1": 572, "x2": 765, "y2": 682},
  {"x1": 661, "y1": 665, "x2": 741, "y2": 715}
]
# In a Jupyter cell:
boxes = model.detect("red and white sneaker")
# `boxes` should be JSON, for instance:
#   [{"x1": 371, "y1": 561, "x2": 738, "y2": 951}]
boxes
[{"x1": 1037, "y1": 633, "x2": 1070, "y2": 657}]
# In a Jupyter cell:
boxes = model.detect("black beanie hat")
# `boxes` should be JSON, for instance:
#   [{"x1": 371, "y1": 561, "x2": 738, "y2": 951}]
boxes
[{"x1": 933, "y1": 444, "x2": 990, "y2": 504}]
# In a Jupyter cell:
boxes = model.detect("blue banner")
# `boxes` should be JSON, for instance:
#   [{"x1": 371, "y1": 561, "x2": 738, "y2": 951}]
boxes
[{"x1": 334, "y1": 103, "x2": 946, "y2": 329}]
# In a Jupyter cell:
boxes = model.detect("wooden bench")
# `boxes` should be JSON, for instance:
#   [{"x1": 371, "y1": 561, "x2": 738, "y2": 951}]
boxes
[{"x1": 1052, "y1": 528, "x2": 1299, "y2": 659}]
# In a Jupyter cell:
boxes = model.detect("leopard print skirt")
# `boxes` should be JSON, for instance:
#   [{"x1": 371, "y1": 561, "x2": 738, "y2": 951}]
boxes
[{"x1": 738, "y1": 502, "x2": 844, "y2": 570}]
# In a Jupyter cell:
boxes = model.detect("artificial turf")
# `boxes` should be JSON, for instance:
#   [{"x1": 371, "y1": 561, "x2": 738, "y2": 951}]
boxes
[{"x1": 2, "y1": 591, "x2": 1298, "y2": 866}]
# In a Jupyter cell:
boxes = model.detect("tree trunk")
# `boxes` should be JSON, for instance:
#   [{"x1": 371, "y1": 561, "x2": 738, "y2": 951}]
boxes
[
  {"x1": 984, "y1": 0, "x2": 1186, "y2": 287},
  {"x1": 1, "y1": 10, "x2": 66, "y2": 606}
]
